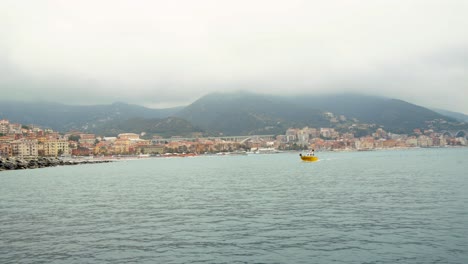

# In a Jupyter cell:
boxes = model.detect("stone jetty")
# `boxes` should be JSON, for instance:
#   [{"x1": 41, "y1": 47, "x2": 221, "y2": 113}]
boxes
[{"x1": 0, "y1": 157, "x2": 113, "y2": 171}]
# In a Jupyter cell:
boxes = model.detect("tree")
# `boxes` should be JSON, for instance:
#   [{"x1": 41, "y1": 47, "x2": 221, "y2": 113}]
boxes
[
  {"x1": 353, "y1": 128, "x2": 371, "y2": 138},
  {"x1": 69, "y1": 135, "x2": 81, "y2": 142}
]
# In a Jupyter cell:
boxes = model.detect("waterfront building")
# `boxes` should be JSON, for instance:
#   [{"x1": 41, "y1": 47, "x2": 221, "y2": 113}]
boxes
[
  {"x1": 0, "y1": 143, "x2": 12, "y2": 157},
  {"x1": 94, "y1": 141, "x2": 109, "y2": 155},
  {"x1": 112, "y1": 138, "x2": 131, "y2": 154},
  {"x1": 417, "y1": 135, "x2": 433, "y2": 147},
  {"x1": 382, "y1": 139, "x2": 398, "y2": 148},
  {"x1": 10, "y1": 138, "x2": 38, "y2": 158},
  {"x1": 43, "y1": 139, "x2": 70, "y2": 157},
  {"x1": 72, "y1": 147, "x2": 92, "y2": 156},
  {"x1": 358, "y1": 137, "x2": 375, "y2": 150},
  {"x1": 406, "y1": 137, "x2": 418, "y2": 147},
  {"x1": 457, "y1": 137, "x2": 467, "y2": 146},
  {"x1": 139, "y1": 145, "x2": 165, "y2": 155}
]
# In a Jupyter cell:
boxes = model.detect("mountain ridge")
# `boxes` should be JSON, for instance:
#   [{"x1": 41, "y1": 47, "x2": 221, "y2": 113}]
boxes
[
  {"x1": 1, "y1": 93, "x2": 465, "y2": 137},
  {"x1": 0, "y1": 100, "x2": 182, "y2": 132},
  {"x1": 431, "y1": 108, "x2": 468, "y2": 122}
]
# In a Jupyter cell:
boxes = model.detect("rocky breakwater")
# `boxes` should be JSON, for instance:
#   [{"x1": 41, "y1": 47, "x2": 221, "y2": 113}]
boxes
[{"x1": 0, "y1": 157, "x2": 113, "y2": 171}]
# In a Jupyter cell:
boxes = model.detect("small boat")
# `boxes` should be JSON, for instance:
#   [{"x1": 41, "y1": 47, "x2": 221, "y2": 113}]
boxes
[{"x1": 299, "y1": 153, "x2": 318, "y2": 162}]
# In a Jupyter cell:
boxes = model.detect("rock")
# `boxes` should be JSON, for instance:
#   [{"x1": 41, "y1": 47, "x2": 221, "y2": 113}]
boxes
[
  {"x1": 0, "y1": 157, "x2": 113, "y2": 171},
  {"x1": 4, "y1": 161, "x2": 17, "y2": 170}
]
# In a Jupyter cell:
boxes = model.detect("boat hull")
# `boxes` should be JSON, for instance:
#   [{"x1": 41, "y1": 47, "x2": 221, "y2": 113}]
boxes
[{"x1": 300, "y1": 156, "x2": 319, "y2": 162}]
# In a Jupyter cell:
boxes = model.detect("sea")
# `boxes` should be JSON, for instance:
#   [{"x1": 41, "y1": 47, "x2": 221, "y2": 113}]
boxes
[{"x1": 1, "y1": 148, "x2": 467, "y2": 264}]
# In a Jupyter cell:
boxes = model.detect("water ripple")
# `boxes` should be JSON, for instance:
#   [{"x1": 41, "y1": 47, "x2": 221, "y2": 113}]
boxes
[{"x1": 1, "y1": 149, "x2": 468, "y2": 263}]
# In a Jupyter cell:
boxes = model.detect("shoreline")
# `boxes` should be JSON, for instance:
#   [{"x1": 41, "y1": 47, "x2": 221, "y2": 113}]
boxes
[{"x1": 1, "y1": 146, "x2": 465, "y2": 172}]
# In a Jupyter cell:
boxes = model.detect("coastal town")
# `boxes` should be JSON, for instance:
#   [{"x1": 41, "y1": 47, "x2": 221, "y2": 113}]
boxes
[{"x1": 1, "y1": 118, "x2": 466, "y2": 160}]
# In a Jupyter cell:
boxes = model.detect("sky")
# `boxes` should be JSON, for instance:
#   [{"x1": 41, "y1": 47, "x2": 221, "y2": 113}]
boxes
[{"x1": 1, "y1": 0, "x2": 468, "y2": 114}]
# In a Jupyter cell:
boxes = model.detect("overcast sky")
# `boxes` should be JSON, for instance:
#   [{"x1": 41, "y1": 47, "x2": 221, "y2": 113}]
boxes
[{"x1": 1, "y1": 0, "x2": 467, "y2": 113}]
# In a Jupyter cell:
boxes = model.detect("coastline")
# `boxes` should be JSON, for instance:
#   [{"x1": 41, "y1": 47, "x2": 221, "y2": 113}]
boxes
[{"x1": 1, "y1": 146, "x2": 465, "y2": 172}]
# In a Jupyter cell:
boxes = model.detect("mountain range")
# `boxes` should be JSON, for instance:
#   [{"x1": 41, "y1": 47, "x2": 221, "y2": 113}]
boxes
[{"x1": 0, "y1": 93, "x2": 465, "y2": 137}]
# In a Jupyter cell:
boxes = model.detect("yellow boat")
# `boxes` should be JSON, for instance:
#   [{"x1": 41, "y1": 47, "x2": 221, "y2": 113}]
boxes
[{"x1": 300, "y1": 154, "x2": 318, "y2": 162}]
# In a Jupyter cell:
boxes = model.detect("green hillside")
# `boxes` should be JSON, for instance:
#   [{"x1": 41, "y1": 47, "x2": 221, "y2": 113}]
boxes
[
  {"x1": 176, "y1": 92, "x2": 460, "y2": 135},
  {"x1": 290, "y1": 94, "x2": 455, "y2": 133},
  {"x1": 1, "y1": 93, "x2": 464, "y2": 137},
  {"x1": 0, "y1": 101, "x2": 182, "y2": 132},
  {"x1": 175, "y1": 92, "x2": 331, "y2": 136},
  {"x1": 88, "y1": 117, "x2": 204, "y2": 138}
]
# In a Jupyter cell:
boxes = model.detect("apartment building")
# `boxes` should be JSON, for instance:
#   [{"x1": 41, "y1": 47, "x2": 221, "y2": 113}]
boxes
[
  {"x1": 320, "y1": 128, "x2": 338, "y2": 138},
  {"x1": 79, "y1": 134, "x2": 96, "y2": 144},
  {"x1": 139, "y1": 145, "x2": 165, "y2": 155},
  {"x1": 0, "y1": 143, "x2": 12, "y2": 157},
  {"x1": 112, "y1": 138, "x2": 131, "y2": 154},
  {"x1": 9, "y1": 123, "x2": 23, "y2": 134},
  {"x1": 0, "y1": 119, "x2": 9, "y2": 134},
  {"x1": 43, "y1": 139, "x2": 70, "y2": 157},
  {"x1": 297, "y1": 129, "x2": 309, "y2": 146},
  {"x1": 10, "y1": 139, "x2": 38, "y2": 158},
  {"x1": 417, "y1": 135, "x2": 433, "y2": 147},
  {"x1": 285, "y1": 128, "x2": 298, "y2": 142}
]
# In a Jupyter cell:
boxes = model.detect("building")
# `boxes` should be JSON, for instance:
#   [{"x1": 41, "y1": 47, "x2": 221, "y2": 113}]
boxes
[
  {"x1": 406, "y1": 137, "x2": 418, "y2": 147},
  {"x1": 320, "y1": 128, "x2": 338, "y2": 139},
  {"x1": 46, "y1": 132, "x2": 61, "y2": 140},
  {"x1": 0, "y1": 135, "x2": 15, "y2": 143},
  {"x1": 0, "y1": 119, "x2": 9, "y2": 134},
  {"x1": 43, "y1": 139, "x2": 70, "y2": 157},
  {"x1": 417, "y1": 135, "x2": 433, "y2": 147},
  {"x1": 112, "y1": 139, "x2": 131, "y2": 154},
  {"x1": 297, "y1": 129, "x2": 309, "y2": 146},
  {"x1": 94, "y1": 141, "x2": 112, "y2": 155},
  {"x1": 355, "y1": 137, "x2": 375, "y2": 150},
  {"x1": 285, "y1": 128, "x2": 298, "y2": 142},
  {"x1": 373, "y1": 128, "x2": 387, "y2": 139},
  {"x1": 139, "y1": 145, "x2": 165, "y2": 155},
  {"x1": 305, "y1": 127, "x2": 320, "y2": 138},
  {"x1": 72, "y1": 147, "x2": 92, "y2": 156},
  {"x1": 9, "y1": 123, "x2": 22, "y2": 134},
  {"x1": 118, "y1": 133, "x2": 140, "y2": 140},
  {"x1": 11, "y1": 139, "x2": 38, "y2": 158},
  {"x1": 79, "y1": 134, "x2": 96, "y2": 144},
  {"x1": 0, "y1": 143, "x2": 12, "y2": 157}
]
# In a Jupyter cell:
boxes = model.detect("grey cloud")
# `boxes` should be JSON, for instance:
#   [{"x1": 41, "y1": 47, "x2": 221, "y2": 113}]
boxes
[{"x1": 0, "y1": 0, "x2": 467, "y2": 114}]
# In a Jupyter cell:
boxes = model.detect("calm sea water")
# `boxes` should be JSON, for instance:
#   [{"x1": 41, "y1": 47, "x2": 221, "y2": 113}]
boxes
[{"x1": 1, "y1": 148, "x2": 467, "y2": 264}]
